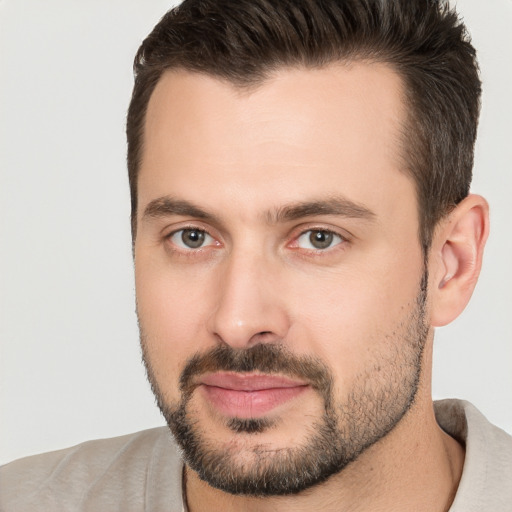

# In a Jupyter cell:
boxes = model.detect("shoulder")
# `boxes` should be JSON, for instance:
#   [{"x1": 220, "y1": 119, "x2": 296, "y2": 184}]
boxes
[
  {"x1": 435, "y1": 399, "x2": 512, "y2": 512},
  {"x1": 0, "y1": 427, "x2": 184, "y2": 512}
]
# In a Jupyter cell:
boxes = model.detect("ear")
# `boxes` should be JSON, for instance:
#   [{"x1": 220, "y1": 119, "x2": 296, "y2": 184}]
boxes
[{"x1": 429, "y1": 194, "x2": 489, "y2": 327}]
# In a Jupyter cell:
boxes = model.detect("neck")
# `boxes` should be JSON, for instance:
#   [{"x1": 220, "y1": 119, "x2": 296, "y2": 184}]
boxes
[{"x1": 185, "y1": 396, "x2": 464, "y2": 512}]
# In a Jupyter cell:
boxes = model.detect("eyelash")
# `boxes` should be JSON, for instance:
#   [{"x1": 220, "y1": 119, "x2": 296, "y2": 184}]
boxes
[
  {"x1": 292, "y1": 228, "x2": 346, "y2": 252},
  {"x1": 163, "y1": 225, "x2": 348, "y2": 256},
  {"x1": 165, "y1": 225, "x2": 219, "y2": 252}
]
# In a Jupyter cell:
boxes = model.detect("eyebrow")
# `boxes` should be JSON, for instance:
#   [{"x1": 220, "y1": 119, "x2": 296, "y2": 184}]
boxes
[
  {"x1": 142, "y1": 197, "x2": 219, "y2": 223},
  {"x1": 142, "y1": 195, "x2": 376, "y2": 225},
  {"x1": 267, "y1": 197, "x2": 376, "y2": 224}
]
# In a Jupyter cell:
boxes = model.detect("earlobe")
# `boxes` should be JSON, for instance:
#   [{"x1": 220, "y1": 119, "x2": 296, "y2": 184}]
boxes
[{"x1": 430, "y1": 194, "x2": 489, "y2": 327}]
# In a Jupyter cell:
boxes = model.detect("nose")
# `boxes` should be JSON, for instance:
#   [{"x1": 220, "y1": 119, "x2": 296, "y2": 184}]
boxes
[{"x1": 207, "y1": 250, "x2": 290, "y2": 349}]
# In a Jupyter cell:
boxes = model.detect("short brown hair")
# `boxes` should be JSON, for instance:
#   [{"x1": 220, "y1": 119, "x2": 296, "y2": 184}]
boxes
[{"x1": 127, "y1": 0, "x2": 481, "y2": 251}]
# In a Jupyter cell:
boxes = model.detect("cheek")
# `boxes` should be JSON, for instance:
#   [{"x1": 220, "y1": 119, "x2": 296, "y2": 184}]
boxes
[
  {"x1": 286, "y1": 252, "x2": 424, "y2": 382},
  {"x1": 136, "y1": 247, "x2": 214, "y2": 330},
  {"x1": 135, "y1": 258, "x2": 215, "y2": 389}
]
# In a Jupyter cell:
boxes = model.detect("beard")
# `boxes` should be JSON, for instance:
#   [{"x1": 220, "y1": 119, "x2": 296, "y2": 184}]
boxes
[{"x1": 140, "y1": 273, "x2": 429, "y2": 497}]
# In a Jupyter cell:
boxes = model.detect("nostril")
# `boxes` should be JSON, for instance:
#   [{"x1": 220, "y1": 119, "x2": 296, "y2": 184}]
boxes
[{"x1": 251, "y1": 331, "x2": 280, "y2": 345}]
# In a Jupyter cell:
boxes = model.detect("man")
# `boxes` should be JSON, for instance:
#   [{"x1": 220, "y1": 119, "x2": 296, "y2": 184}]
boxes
[{"x1": 1, "y1": 0, "x2": 511, "y2": 510}]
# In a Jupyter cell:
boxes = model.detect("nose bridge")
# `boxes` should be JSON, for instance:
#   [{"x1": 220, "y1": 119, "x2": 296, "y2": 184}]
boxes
[{"x1": 208, "y1": 245, "x2": 289, "y2": 348}]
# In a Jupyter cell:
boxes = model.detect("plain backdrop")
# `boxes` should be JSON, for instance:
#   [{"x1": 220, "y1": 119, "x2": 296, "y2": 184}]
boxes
[{"x1": 1, "y1": 0, "x2": 511, "y2": 465}]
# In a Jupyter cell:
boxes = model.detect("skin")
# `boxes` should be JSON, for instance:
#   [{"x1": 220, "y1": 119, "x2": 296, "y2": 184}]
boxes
[{"x1": 134, "y1": 63, "x2": 488, "y2": 511}]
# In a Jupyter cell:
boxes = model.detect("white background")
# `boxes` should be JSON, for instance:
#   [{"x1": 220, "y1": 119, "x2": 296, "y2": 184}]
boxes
[{"x1": 1, "y1": 0, "x2": 511, "y2": 465}]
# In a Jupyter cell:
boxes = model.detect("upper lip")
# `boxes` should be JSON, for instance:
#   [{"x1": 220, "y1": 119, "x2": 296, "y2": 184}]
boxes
[{"x1": 199, "y1": 372, "x2": 308, "y2": 391}]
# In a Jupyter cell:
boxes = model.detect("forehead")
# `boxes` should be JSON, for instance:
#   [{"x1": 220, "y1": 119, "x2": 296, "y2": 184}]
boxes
[{"x1": 139, "y1": 63, "x2": 413, "y2": 223}]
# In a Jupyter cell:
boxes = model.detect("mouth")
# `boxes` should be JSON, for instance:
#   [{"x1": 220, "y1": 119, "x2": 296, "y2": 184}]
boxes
[{"x1": 198, "y1": 372, "x2": 309, "y2": 418}]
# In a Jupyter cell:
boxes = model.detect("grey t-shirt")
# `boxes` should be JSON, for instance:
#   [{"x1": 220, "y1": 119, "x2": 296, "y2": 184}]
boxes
[{"x1": 1, "y1": 400, "x2": 511, "y2": 511}]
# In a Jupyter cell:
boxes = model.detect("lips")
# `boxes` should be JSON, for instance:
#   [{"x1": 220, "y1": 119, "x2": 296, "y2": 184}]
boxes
[{"x1": 199, "y1": 372, "x2": 309, "y2": 418}]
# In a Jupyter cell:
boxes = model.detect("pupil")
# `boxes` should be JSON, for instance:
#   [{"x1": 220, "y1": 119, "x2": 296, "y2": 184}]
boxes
[
  {"x1": 310, "y1": 230, "x2": 333, "y2": 249},
  {"x1": 182, "y1": 229, "x2": 205, "y2": 248}
]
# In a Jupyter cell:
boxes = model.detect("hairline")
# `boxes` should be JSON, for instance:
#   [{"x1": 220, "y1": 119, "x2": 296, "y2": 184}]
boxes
[{"x1": 131, "y1": 58, "x2": 431, "y2": 252}]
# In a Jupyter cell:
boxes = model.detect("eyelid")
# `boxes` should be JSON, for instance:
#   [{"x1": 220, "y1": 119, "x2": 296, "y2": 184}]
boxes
[
  {"x1": 287, "y1": 225, "x2": 351, "y2": 251},
  {"x1": 298, "y1": 230, "x2": 342, "y2": 249},
  {"x1": 163, "y1": 223, "x2": 222, "y2": 250},
  {"x1": 171, "y1": 229, "x2": 215, "y2": 250},
  {"x1": 161, "y1": 222, "x2": 350, "y2": 253},
  {"x1": 163, "y1": 221, "x2": 214, "y2": 238}
]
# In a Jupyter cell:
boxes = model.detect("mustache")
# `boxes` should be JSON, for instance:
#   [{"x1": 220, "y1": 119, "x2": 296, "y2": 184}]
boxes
[{"x1": 179, "y1": 343, "x2": 333, "y2": 399}]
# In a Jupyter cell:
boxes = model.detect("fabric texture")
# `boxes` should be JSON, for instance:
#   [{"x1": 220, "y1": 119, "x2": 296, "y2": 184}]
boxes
[{"x1": 1, "y1": 400, "x2": 511, "y2": 511}]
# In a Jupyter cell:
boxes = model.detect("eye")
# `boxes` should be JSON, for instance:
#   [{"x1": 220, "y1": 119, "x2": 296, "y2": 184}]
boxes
[
  {"x1": 169, "y1": 228, "x2": 215, "y2": 249},
  {"x1": 296, "y1": 230, "x2": 343, "y2": 250}
]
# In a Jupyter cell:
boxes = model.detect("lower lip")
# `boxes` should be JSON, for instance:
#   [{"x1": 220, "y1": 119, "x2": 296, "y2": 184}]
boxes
[{"x1": 201, "y1": 384, "x2": 308, "y2": 418}]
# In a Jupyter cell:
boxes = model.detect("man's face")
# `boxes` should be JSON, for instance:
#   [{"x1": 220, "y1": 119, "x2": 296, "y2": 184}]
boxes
[{"x1": 134, "y1": 64, "x2": 430, "y2": 495}]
